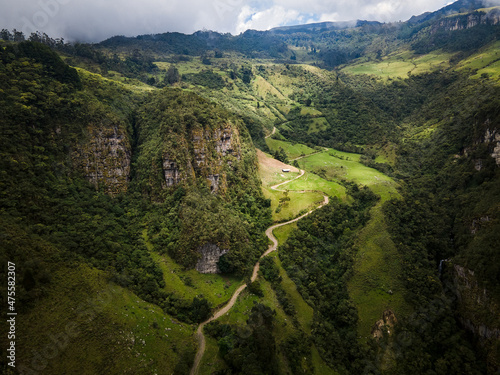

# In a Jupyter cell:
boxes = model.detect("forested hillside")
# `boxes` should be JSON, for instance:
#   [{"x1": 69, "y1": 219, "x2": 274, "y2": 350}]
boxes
[{"x1": 1, "y1": 0, "x2": 499, "y2": 373}]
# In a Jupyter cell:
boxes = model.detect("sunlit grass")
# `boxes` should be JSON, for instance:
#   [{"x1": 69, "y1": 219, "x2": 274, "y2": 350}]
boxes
[
  {"x1": 298, "y1": 149, "x2": 399, "y2": 201},
  {"x1": 342, "y1": 50, "x2": 452, "y2": 80},
  {"x1": 145, "y1": 231, "x2": 242, "y2": 308},
  {"x1": 266, "y1": 137, "x2": 317, "y2": 159},
  {"x1": 18, "y1": 264, "x2": 195, "y2": 375}
]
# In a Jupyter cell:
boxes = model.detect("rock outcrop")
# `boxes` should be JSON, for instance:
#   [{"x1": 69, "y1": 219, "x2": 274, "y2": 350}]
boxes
[
  {"x1": 372, "y1": 310, "x2": 398, "y2": 339},
  {"x1": 161, "y1": 123, "x2": 241, "y2": 194},
  {"x1": 451, "y1": 263, "x2": 500, "y2": 373},
  {"x1": 195, "y1": 243, "x2": 228, "y2": 274},
  {"x1": 483, "y1": 128, "x2": 500, "y2": 166},
  {"x1": 163, "y1": 158, "x2": 182, "y2": 187},
  {"x1": 433, "y1": 8, "x2": 500, "y2": 33},
  {"x1": 73, "y1": 123, "x2": 131, "y2": 195}
]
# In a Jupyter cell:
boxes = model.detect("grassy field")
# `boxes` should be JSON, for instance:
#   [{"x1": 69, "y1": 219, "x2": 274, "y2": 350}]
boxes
[
  {"x1": 456, "y1": 40, "x2": 500, "y2": 82},
  {"x1": 284, "y1": 171, "x2": 347, "y2": 199},
  {"x1": 144, "y1": 230, "x2": 242, "y2": 308},
  {"x1": 258, "y1": 149, "x2": 334, "y2": 222},
  {"x1": 265, "y1": 189, "x2": 325, "y2": 222},
  {"x1": 342, "y1": 50, "x2": 452, "y2": 80},
  {"x1": 348, "y1": 203, "x2": 412, "y2": 338},
  {"x1": 265, "y1": 137, "x2": 318, "y2": 159},
  {"x1": 295, "y1": 146, "x2": 410, "y2": 339},
  {"x1": 17, "y1": 263, "x2": 195, "y2": 375},
  {"x1": 272, "y1": 222, "x2": 297, "y2": 245},
  {"x1": 300, "y1": 106, "x2": 323, "y2": 116},
  {"x1": 298, "y1": 149, "x2": 399, "y2": 201},
  {"x1": 253, "y1": 75, "x2": 287, "y2": 100}
]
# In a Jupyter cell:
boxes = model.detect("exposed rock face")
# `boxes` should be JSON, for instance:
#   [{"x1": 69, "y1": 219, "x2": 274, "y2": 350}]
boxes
[
  {"x1": 452, "y1": 263, "x2": 500, "y2": 372},
  {"x1": 163, "y1": 158, "x2": 181, "y2": 187},
  {"x1": 372, "y1": 310, "x2": 398, "y2": 339},
  {"x1": 73, "y1": 124, "x2": 131, "y2": 195},
  {"x1": 470, "y1": 215, "x2": 491, "y2": 235},
  {"x1": 483, "y1": 128, "x2": 500, "y2": 166},
  {"x1": 434, "y1": 9, "x2": 500, "y2": 32},
  {"x1": 162, "y1": 123, "x2": 241, "y2": 193},
  {"x1": 195, "y1": 243, "x2": 228, "y2": 274},
  {"x1": 207, "y1": 174, "x2": 220, "y2": 193}
]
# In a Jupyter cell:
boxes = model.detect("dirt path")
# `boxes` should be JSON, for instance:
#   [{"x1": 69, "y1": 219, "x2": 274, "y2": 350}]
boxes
[
  {"x1": 270, "y1": 169, "x2": 305, "y2": 191},
  {"x1": 190, "y1": 170, "x2": 328, "y2": 375},
  {"x1": 265, "y1": 126, "x2": 276, "y2": 139},
  {"x1": 290, "y1": 147, "x2": 329, "y2": 162}
]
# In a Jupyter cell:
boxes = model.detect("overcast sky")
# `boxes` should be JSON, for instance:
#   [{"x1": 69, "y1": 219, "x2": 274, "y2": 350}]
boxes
[{"x1": 0, "y1": 0, "x2": 470, "y2": 42}]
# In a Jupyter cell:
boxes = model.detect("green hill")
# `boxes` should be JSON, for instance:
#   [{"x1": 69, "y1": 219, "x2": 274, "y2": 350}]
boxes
[{"x1": 1, "y1": 1, "x2": 500, "y2": 373}]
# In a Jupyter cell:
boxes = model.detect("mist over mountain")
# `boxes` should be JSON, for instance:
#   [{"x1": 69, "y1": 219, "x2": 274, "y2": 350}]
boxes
[{"x1": 0, "y1": 0, "x2": 461, "y2": 42}]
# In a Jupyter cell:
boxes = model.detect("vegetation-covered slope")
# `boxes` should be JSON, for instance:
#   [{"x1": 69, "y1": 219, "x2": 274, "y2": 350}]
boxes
[{"x1": 1, "y1": 0, "x2": 500, "y2": 373}]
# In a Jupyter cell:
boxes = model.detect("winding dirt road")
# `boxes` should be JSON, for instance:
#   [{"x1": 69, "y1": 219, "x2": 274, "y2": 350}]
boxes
[
  {"x1": 190, "y1": 170, "x2": 328, "y2": 375},
  {"x1": 265, "y1": 126, "x2": 276, "y2": 139}
]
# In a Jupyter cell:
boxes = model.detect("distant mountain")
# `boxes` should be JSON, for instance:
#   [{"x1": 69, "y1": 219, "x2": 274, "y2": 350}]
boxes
[
  {"x1": 407, "y1": 0, "x2": 494, "y2": 24},
  {"x1": 268, "y1": 20, "x2": 381, "y2": 34}
]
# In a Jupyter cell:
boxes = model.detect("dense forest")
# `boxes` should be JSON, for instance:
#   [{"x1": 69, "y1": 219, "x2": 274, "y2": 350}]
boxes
[{"x1": 1, "y1": 0, "x2": 499, "y2": 373}]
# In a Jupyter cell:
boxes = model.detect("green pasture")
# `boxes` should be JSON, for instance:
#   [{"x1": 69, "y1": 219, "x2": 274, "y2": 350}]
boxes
[
  {"x1": 144, "y1": 231, "x2": 242, "y2": 308},
  {"x1": 342, "y1": 50, "x2": 452, "y2": 80},
  {"x1": 298, "y1": 150, "x2": 399, "y2": 201},
  {"x1": 272, "y1": 222, "x2": 297, "y2": 245},
  {"x1": 266, "y1": 137, "x2": 317, "y2": 159},
  {"x1": 348, "y1": 203, "x2": 412, "y2": 338},
  {"x1": 283, "y1": 171, "x2": 347, "y2": 199},
  {"x1": 300, "y1": 106, "x2": 323, "y2": 116},
  {"x1": 264, "y1": 189, "x2": 325, "y2": 222},
  {"x1": 456, "y1": 40, "x2": 500, "y2": 82},
  {"x1": 17, "y1": 264, "x2": 194, "y2": 375}
]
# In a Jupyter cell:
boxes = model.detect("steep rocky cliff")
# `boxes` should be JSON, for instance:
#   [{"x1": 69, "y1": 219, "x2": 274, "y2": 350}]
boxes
[
  {"x1": 450, "y1": 263, "x2": 500, "y2": 373},
  {"x1": 73, "y1": 121, "x2": 132, "y2": 195},
  {"x1": 433, "y1": 8, "x2": 500, "y2": 32},
  {"x1": 136, "y1": 89, "x2": 245, "y2": 199},
  {"x1": 195, "y1": 243, "x2": 228, "y2": 273},
  {"x1": 136, "y1": 89, "x2": 269, "y2": 274},
  {"x1": 163, "y1": 123, "x2": 241, "y2": 194},
  {"x1": 483, "y1": 127, "x2": 500, "y2": 166}
]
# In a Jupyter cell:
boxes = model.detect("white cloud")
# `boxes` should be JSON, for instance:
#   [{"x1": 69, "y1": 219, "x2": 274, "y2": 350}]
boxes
[
  {"x1": 318, "y1": 12, "x2": 341, "y2": 22},
  {"x1": 235, "y1": 5, "x2": 301, "y2": 34},
  {"x1": 0, "y1": 0, "x2": 462, "y2": 42},
  {"x1": 362, "y1": 0, "x2": 402, "y2": 21},
  {"x1": 483, "y1": 0, "x2": 500, "y2": 5}
]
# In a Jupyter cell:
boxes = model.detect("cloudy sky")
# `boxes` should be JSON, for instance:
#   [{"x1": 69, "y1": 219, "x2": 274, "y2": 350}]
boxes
[{"x1": 1, "y1": 0, "x2": 463, "y2": 42}]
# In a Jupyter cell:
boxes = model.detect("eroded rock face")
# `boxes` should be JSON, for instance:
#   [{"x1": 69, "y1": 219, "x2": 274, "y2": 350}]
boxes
[
  {"x1": 484, "y1": 128, "x2": 500, "y2": 166},
  {"x1": 195, "y1": 243, "x2": 228, "y2": 274},
  {"x1": 452, "y1": 264, "x2": 500, "y2": 372},
  {"x1": 372, "y1": 310, "x2": 398, "y2": 339},
  {"x1": 162, "y1": 124, "x2": 241, "y2": 193},
  {"x1": 74, "y1": 124, "x2": 131, "y2": 195},
  {"x1": 163, "y1": 158, "x2": 181, "y2": 187},
  {"x1": 435, "y1": 9, "x2": 500, "y2": 32}
]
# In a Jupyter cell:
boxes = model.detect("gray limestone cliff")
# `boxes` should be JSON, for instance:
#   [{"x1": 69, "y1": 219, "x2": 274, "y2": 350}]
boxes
[
  {"x1": 161, "y1": 123, "x2": 241, "y2": 194},
  {"x1": 451, "y1": 263, "x2": 500, "y2": 373},
  {"x1": 195, "y1": 243, "x2": 228, "y2": 274},
  {"x1": 483, "y1": 128, "x2": 500, "y2": 166},
  {"x1": 73, "y1": 123, "x2": 131, "y2": 195},
  {"x1": 433, "y1": 8, "x2": 500, "y2": 32}
]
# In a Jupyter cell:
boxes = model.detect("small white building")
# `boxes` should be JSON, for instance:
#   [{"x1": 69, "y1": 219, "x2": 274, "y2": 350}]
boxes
[{"x1": 282, "y1": 169, "x2": 291, "y2": 173}]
